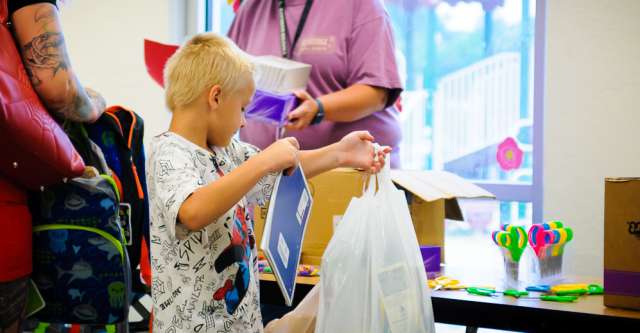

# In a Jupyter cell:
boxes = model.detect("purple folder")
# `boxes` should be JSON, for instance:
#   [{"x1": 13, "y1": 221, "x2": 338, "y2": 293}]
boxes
[{"x1": 245, "y1": 89, "x2": 300, "y2": 126}]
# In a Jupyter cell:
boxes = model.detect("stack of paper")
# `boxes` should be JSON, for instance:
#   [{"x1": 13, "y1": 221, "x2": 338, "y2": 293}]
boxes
[{"x1": 252, "y1": 55, "x2": 311, "y2": 94}]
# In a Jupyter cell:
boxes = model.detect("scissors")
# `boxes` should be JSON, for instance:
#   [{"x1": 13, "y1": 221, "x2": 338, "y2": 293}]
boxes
[
  {"x1": 467, "y1": 288, "x2": 532, "y2": 299},
  {"x1": 429, "y1": 276, "x2": 494, "y2": 291},
  {"x1": 545, "y1": 220, "x2": 564, "y2": 229},
  {"x1": 492, "y1": 225, "x2": 528, "y2": 262},
  {"x1": 549, "y1": 227, "x2": 574, "y2": 257},
  {"x1": 551, "y1": 284, "x2": 603, "y2": 296},
  {"x1": 467, "y1": 287, "x2": 576, "y2": 302},
  {"x1": 503, "y1": 289, "x2": 530, "y2": 298},
  {"x1": 518, "y1": 295, "x2": 578, "y2": 302},
  {"x1": 429, "y1": 276, "x2": 466, "y2": 291},
  {"x1": 530, "y1": 222, "x2": 574, "y2": 257},
  {"x1": 467, "y1": 287, "x2": 578, "y2": 302},
  {"x1": 526, "y1": 284, "x2": 551, "y2": 293},
  {"x1": 528, "y1": 224, "x2": 557, "y2": 258},
  {"x1": 467, "y1": 287, "x2": 497, "y2": 297}
]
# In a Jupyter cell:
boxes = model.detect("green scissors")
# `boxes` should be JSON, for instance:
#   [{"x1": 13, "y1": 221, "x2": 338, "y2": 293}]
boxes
[
  {"x1": 467, "y1": 288, "x2": 529, "y2": 298},
  {"x1": 467, "y1": 287, "x2": 497, "y2": 297},
  {"x1": 519, "y1": 295, "x2": 579, "y2": 302},
  {"x1": 503, "y1": 289, "x2": 530, "y2": 298},
  {"x1": 492, "y1": 225, "x2": 528, "y2": 262}
]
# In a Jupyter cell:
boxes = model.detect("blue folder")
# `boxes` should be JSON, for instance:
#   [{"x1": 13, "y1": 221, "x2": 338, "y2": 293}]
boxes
[{"x1": 260, "y1": 165, "x2": 313, "y2": 306}]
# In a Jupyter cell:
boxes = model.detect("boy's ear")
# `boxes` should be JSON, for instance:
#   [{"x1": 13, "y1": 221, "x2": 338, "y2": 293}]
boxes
[{"x1": 208, "y1": 85, "x2": 222, "y2": 109}]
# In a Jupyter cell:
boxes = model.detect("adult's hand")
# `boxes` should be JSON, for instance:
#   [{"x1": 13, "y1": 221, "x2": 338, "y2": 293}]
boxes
[
  {"x1": 284, "y1": 84, "x2": 390, "y2": 132},
  {"x1": 284, "y1": 90, "x2": 319, "y2": 131}
]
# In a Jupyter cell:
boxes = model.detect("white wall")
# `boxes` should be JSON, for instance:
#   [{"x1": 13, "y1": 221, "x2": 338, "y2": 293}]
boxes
[
  {"x1": 58, "y1": 0, "x2": 189, "y2": 146},
  {"x1": 544, "y1": 0, "x2": 640, "y2": 276}
]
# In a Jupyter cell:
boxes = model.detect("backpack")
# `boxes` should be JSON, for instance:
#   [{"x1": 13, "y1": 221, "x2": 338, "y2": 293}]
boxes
[
  {"x1": 86, "y1": 106, "x2": 151, "y2": 295},
  {"x1": 31, "y1": 122, "x2": 131, "y2": 325}
]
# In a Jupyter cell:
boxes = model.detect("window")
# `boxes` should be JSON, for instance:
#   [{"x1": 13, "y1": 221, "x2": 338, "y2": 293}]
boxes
[
  {"x1": 384, "y1": 0, "x2": 545, "y2": 264},
  {"x1": 204, "y1": 0, "x2": 235, "y2": 34}
]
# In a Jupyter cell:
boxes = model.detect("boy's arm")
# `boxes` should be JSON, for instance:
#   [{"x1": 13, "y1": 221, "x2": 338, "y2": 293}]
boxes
[
  {"x1": 179, "y1": 132, "x2": 384, "y2": 231},
  {"x1": 179, "y1": 138, "x2": 299, "y2": 231},
  {"x1": 178, "y1": 156, "x2": 269, "y2": 231},
  {"x1": 298, "y1": 144, "x2": 341, "y2": 179},
  {"x1": 299, "y1": 131, "x2": 389, "y2": 179}
]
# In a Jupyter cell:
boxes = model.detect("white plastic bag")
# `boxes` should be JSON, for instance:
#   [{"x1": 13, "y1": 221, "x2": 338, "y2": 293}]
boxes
[
  {"x1": 264, "y1": 284, "x2": 320, "y2": 333},
  {"x1": 315, "y1": 159, "x2": 435, "y2": 333}
]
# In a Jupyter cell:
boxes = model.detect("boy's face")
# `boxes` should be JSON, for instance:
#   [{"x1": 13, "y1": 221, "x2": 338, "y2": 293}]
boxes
[{"x1": 207, "y1": 78, "x2": 255, "y2": 147}]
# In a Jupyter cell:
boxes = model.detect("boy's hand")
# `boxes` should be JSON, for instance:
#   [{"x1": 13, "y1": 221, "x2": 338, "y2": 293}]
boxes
[
  {"x1": 337, "y1": 131, "x2": 391, "y2": 173},
  {"x1": 261, "y1": 137, "x2": 300, "y2": 175}
]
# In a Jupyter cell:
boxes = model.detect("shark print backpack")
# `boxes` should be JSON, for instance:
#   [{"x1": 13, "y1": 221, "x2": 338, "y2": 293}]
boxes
[{"x1": 30, "y1": 123, "x2": 131, "y2": 326}]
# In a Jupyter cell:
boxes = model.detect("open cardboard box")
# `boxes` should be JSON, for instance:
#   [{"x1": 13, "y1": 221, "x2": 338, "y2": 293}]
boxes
[{"x1": 255, "y1": 168, "x2": 494, "y2": 267}]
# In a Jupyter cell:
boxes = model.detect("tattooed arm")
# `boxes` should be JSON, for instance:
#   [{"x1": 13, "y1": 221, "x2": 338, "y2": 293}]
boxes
[{"x1": 10, "y1": 3, "x2": 105, "y2": 123}]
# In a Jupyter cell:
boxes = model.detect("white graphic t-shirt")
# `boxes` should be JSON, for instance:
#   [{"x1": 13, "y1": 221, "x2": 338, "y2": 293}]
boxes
[{"x1": 147, "y1": 132, "x2": 276, "y2": 333}]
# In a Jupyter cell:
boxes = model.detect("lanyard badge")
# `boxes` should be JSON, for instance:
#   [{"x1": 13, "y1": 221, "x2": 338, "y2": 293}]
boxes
[{"x1": 278, "y1": 0, "x2": 314, "y2": 59}]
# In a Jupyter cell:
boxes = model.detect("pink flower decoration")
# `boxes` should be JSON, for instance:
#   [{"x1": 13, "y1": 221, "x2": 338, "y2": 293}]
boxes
[
  {"x1": 496, "y1": 137, "x2": 523, "y2": 171},
  {"x1": 227, "y1": 0, "x2": 242, "y2": 13}
]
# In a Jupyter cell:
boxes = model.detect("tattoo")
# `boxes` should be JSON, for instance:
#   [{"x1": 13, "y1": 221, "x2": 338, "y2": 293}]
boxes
[
  {"x1": 34, "y1": 6, "x2": 56, "y2": 25},
  {"x1": 22, "y1": 31, "x2": 69, "y2": 87},
  {"x1": 18, "y1": 5, "x2": 99, "y2": 122},
  {"x1": 86, "y1": 87, "x2": 107, "y2": 113},
  {"x1": 58, "y1": 90, "x2": 86, "y2": 120}
]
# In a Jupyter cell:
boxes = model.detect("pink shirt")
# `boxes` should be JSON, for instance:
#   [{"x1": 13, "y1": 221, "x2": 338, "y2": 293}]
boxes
[{"x1": 229, "y1": 0, "x2": 403, "y2": 166}]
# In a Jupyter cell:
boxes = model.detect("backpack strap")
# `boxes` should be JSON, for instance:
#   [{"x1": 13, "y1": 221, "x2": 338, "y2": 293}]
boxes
[
  {"x1": 103, "y1": 105, "x2": 145, "y2": 200},
  {"x1": 105, "y1": 105, "x2": 137, "y2": 149}
]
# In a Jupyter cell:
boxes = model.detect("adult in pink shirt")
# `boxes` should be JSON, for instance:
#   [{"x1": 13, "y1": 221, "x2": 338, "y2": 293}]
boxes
[{"x1": 228, "y1": 0, "x2": 404, "y2": 167}]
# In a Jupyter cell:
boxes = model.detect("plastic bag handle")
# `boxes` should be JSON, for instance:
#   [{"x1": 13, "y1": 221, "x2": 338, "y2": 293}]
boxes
[
  {"x1": 363, "y1": 173, "x2": 377, "y2": 198},
  {"x1": 376, "y1": 150, "x2": 393, "y2": 191},
  {"x1": 361, "y1": 144, "x2": 381, "y2": 197},
  {"x1": 362, "y1": 144, "x2": 392, "y2": 197}
]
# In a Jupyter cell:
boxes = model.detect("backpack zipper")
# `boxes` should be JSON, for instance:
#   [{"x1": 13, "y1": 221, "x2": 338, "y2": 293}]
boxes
[{"x1": 34, "y1": 224, "x2": 125, "y2": 264}]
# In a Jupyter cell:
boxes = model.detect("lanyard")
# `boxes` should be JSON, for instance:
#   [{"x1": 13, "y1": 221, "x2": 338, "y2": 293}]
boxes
[{"x1": 278, "y1": 0, "x2": 313, "y2": 59}]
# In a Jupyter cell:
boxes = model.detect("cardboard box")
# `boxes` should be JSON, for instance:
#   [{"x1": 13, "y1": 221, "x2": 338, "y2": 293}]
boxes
[
  {"x1": 604, "y1": 178, "x2": 640, "y2": 310},
  {"x1": 255, "y1": 168, "x2": 494, "y2": 266}
]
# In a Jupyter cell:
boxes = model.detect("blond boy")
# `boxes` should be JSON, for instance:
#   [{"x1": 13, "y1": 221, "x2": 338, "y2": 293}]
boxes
[{"x1": 147, "y1": 33, "x2": 389, "y2": 332}]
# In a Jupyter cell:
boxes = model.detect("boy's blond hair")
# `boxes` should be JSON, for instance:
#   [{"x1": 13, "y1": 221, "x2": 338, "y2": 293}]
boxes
[{"x1": 164, "y1": 33, "x2": 253, "y2": 111}]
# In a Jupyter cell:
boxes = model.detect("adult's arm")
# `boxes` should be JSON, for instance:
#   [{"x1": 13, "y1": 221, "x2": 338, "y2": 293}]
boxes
[
  {"x1": 285, "y1": 84, "x2": 388, "y2": 130},
  {"x1": 11, "y1": 3, "x2": 105, "y2": 122}
]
